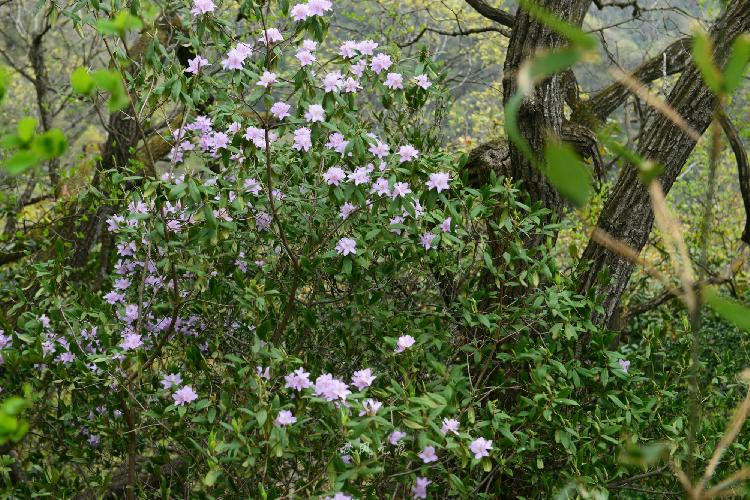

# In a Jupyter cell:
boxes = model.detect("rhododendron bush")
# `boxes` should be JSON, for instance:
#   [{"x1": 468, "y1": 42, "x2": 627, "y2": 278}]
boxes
[{"x1": 0, "y1": 0, "x2": 685, "y2": 498}]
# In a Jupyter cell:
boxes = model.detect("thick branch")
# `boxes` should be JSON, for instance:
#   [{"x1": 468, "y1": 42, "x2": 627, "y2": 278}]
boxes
[
  {"x1": 718, "y1": 110, "x2": 750, "y2": 245},
  {"x1": 582, "y1": 37, "x2": 691, "y2": 123},
  {"x1": 464, "y1": 0, "x2": 515, "y2": 29}
]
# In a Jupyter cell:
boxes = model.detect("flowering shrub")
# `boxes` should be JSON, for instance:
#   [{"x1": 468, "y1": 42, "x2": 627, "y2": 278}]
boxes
[{"x1": 0, "y1": 0, "x2": 683, "y2": 498}]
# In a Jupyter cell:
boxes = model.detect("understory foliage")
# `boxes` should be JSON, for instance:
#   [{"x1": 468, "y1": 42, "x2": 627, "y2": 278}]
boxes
[{"x1": 2, "y1": 0, "x2": 750, "y2": 499}]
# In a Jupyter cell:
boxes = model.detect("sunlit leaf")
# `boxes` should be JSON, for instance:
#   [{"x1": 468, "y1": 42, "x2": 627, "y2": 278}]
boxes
[{"x1": 4, "y1": 151, "x2": 37, "y2": 175}]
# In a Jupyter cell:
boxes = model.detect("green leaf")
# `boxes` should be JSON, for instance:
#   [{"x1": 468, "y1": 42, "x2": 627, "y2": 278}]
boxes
[
  {"x1": 704, "y1": 287, "x2": 750, "y2": 332},
  {"x1": 91, "y1": 70, "x2": 129, "y2": 111},
  {"x1": 724, "y1": 34, "x2": 750, "y2": 94},
  {"x1": 4, "y1": 151, "x2": 38, "y2": 175},
  {"x1": 692, "y1": 29, "x2": 722, "y2": 94},
  {"x1": 33, "y1": 129, "x2": 67, "y2": 159},
  {"x1": 70, "y1": 67, "x2": 95, "y2": 95},
  {"x1": 96, "y1": 11, "x2": 143, "y2": 37},
  {"x1": 543, "y1": 140, "x2": 591, "y2": 208},
  {"x1": 17, "y1": 117, "x2": 37, "y2": 143}
]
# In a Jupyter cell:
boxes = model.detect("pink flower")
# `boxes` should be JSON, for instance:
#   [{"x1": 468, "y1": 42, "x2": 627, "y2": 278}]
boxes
[
  {"x1": 275, "y1": 410, "x2": 297, "y2": 426},
  {"x1": 618, "y1": 358, "x2": 630, "y2": 372},
  {"x1": 258, "y1": 28, "x2": 283, "y2": 45},
  {"x1": 270, "y1": 102, "x2": 291, "y2": 120},
  {"x1": 323, "y1": 167, "x2": 347, "y2": 186},
  {"x1": 185, "y1": 55, "x2": 210, "y2": 74},
  {"x1": 420, "y1": 231, "x2": 437, "y2": 250},
  {"x1": 296, "y1": 49, "x2": 316, "y2": 66},
  {"x1": 470, "y1": 437, "x2": 493, "y2": 460},
  {"x1": 418, "y1": 445, "x2": 438, "y2": 463},
  {"x1": 414, "y1": 74, "x2": 432, "y2": 89},
  {"x1": 370, "y1": 178, "x2": 391, "y2": 196},
  {"x1": 441, "y1": 418, "x2": 459, "y2": 435},
  {"x1": 426, "y1": 171, "x2": 450, "y2": 192},
  {"x1": 314, "y1": 373, "x2": 351, "y2": 401},
  {"x1": 120, "y1": 333, "x2": 143, "y2": 351},
  {"x1": 370, "y1": 53, "x2": 393, "y2": 74},
  {"x1": 348, "y1": 166, "x2": 370, "y2": 185},
  {"x1": 284, "y1": 367, "x2": 312, "y2": 391},
  {"x1": 351, "y1": 368, "x2": 376, "y2": 390},
  {"x1": 245, "y1": 178, "x2": 262, "y2": 195},
  {"x1": 342, "y1": 77, "x2": 362, "y2": 93},
  {"x1": 307, "y1": 0, "x2": 332, "y2": 15},
  {"x1": 339, "y1": 202, "x2": 357, "y2": 220},
  {"x1": 388, "y1": 430, "x2": 406, "y2": 445},
  {"x1": 305, "y1": 104, "x2": 325, "y2": 122},
  {"x1": 191, "y1": 0, "x2": 215, "y2": 16},
  {"x1": 395, "y1": 335, "x2": 415, "y2": 353},
  {"x1": 293, "y1": 127, "x2": 312, "y2": 151},
  {"x1": 221, "y1": 49, "x2": 246, "y2": 70},
  {"x1": 384, "y1": 72, "x2": 404, "y2": 90},
  {"x1": 359, "y1": 398, "x2": 382, "y2": 416},
  {"x1": 257, "y1": 71, "x2": 277, "y2": 88},
  {"x1": 398, "y1": 144, "x2": 419, "y2": 163},
  {"x1": 325, "y1": 133, "x2": 349, "y2": 154},
  {"x1": 369, "y1": 141, "x2": 389, "y2": 158},
  {"x1": 356, "y1": 40, "x2": 378, "y2": 55},
  {"x1": 161, "y1": 373, "x2": 183, "y2": 390},
  {"x1": 172, "y1": 385, "x2": 198, "y2": 406},
  {"x1": 335, "y1": 237, "x2": 357, "y2": 256},
  {"x1": 391, "y1": 182, "x2": 411, "y2": 199},
  {"x1": 339, "y1": 41, "x2": 358, "y2": 58},
  {"x1": 302, "y1": 39, "x2": 318, "y2": 51},
  {"x1": 104, "y1": 291, "x2": 124, "y2": 304},
  {"x1": 412, "y1": 477, "x2": 431, "y2": 499},
  {"x1": 323, "y1": 71, "x2": 344, "y2": 93},
  {"x1": 440, "y1": 217, "x2": 452, "y2": 233},
  {"x1": 291, "y1": 3, "x2": 310, "y2": 21},
  {"x1": 350, "y1": 60, "x2": 367, "y2": 77}
]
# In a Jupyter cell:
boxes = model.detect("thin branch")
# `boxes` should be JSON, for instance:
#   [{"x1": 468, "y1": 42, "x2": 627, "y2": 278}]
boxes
[{"x1": 398, "y1": 25, "x2": 509, "y2": 48}]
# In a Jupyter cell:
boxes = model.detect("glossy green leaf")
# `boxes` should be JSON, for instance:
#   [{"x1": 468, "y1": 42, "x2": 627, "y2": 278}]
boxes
[{"x1": 544, "y1": 140, "x2": 591, "y2": 208}]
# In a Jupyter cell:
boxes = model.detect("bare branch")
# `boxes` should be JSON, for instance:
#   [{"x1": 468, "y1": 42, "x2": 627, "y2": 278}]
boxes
[
  {"x1": 463, "y1": 0, "x2": 515, "y2": 29},
  {"x1": 718, "y1": 110, "x2": 750, "y2": 245},
  {"x1": 398, "y1": 25, "x2": 509, "y2": 48}
]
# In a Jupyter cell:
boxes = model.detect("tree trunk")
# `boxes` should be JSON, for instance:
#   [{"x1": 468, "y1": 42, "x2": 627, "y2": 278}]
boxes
[
  {"x1": 577, "y1": 0, "x2": 750, "y2": 326},
  {"x1": 502, "y1": 0, "x2": 592, "y2": 217}
]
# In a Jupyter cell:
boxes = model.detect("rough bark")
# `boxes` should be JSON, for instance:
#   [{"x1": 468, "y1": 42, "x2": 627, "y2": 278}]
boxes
[
  {"x1": 577, "y1": 0, "x2": 750, "y2": 326},
  {"x1": 501, "y1": 0, "x2": 592, "y2": 216}
]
